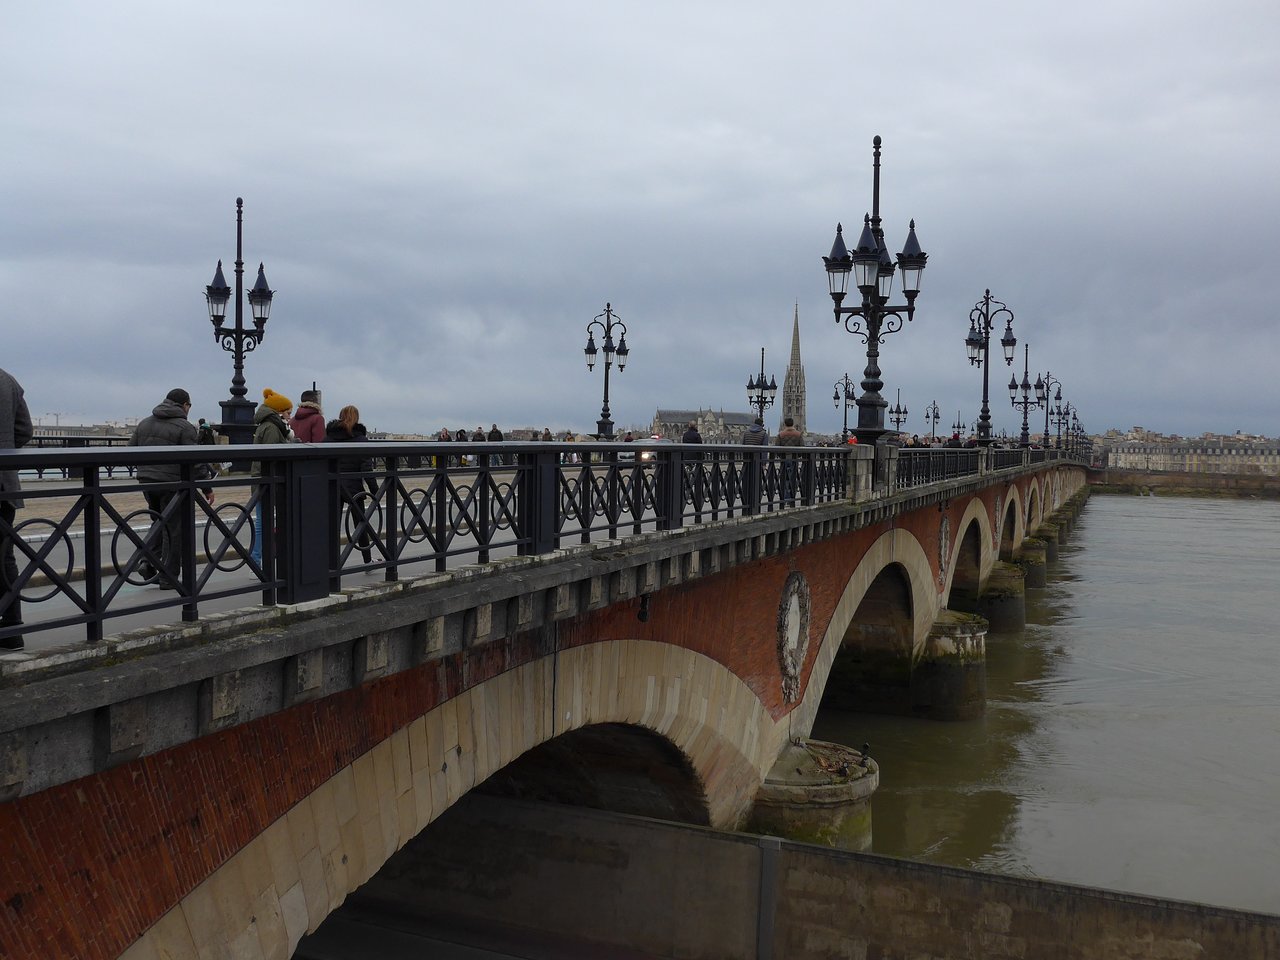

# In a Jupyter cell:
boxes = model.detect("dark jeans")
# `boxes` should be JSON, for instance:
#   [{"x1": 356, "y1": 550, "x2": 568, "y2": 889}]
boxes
[
  {"x1": 141, "y1": 481, "x2": 190, "y2": 582},
  {"x1": 1, "y1": 500, "x2": 20, "y2": 628}
]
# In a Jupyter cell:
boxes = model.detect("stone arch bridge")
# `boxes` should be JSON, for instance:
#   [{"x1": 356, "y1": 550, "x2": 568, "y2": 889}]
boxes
[{"x1": 0, "y1": 442, "x2": 1086, "y2": 958}]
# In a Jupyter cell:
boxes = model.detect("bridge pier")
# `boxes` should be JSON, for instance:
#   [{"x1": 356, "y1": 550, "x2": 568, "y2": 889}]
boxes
[
  {"x1": 1018, "y1": 538, "x2": 1047, "y2": 587},
  {"x1": 975, "y1": 561, "x2": 1026, "y2": 632},
  {"x1": 910, "y1": 610, "x2": 988, "y2": 720},
  {"x1": 747, "y1": 739, "x2": 877, "y2": 851},
  {"x1": 1035, "y1": 522, "x2": 1060, "y2": 560}
]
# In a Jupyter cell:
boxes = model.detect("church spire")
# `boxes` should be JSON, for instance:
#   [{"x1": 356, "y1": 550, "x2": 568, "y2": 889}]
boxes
[{"x1": 780, "y1": 303, "x2": 807, "y2": 433}]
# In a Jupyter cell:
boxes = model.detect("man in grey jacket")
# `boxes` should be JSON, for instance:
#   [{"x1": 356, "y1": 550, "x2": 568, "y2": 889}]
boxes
[
  {"x1": 129, "y1": 388, "x2": 214, "y2": 588},
  {"x1": 1, "y1": 367, "x2": 33, "y2": 648}
]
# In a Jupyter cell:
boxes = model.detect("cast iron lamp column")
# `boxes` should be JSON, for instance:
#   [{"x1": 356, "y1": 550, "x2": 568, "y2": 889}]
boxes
[
  {"x1": 747, "y1": 348, "x2": 778, "y2": 420},
  {"x1": 888, "y1": 388, "x2": 909, "y2": 431},
  {"x1": 964, "y1": 289, "x2": 1016, "y2": 447},
  {"x1": 1038, "y1": 372, "x2": 1062, "y2": 448},
  {"x1": 1008, "y1": 344, "x2": 1042, "y2": 448},
  {"x1": 952, "y1": 411, "x2": 966, "y2": 439},
  {"x1": 583, "y1": 302, "x2": 630, "y2": 439},
  {"x1": 1052, "y1": 399, "x2": 1073, "y2": 451},
  {"x1": 823, "y1": 135, "x2": 928, "y2": 445},
  {"x1": 833, "y1": 373, "x2": 857, "y2": 441},
  {"x1": 204, "y1": 198, "x2": 274, "y2": 445},
  {"x1": 924, "y1": 400, "x2": 941, "y2": 442}
]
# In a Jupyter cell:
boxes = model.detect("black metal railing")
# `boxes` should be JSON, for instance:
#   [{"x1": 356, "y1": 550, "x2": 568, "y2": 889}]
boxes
[
  {"x1": 0, "y1": 441, "x2": 853, "y2": 646},
  {"x1": 0, "y1": 440, "x2": 1081, "y2": 648}
]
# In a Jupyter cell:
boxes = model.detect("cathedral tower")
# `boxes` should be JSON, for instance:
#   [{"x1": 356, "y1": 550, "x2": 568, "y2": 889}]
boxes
[{"x1": 780, "y1": 304, "x2": 807, "y2": 433}]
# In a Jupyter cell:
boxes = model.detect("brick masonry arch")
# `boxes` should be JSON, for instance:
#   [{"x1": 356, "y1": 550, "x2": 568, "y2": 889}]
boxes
[
  {"x1": 121, "y1": 640, "x2": 785, "y2": 959},
  {"x1": 942, "y1": 496, "x2": 996, "y2": 606},
  {"x1": 788, "y1": 528, "x2": 938, "y2": 738}
]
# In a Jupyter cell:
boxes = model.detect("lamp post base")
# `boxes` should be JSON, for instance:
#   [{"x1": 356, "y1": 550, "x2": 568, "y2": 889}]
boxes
[
  {"x1": 595, "y1": 416, "x2": 615, "y2": 441},
  {"x1": 219, "y1": 397, "x2": 257, "y2": 447}
]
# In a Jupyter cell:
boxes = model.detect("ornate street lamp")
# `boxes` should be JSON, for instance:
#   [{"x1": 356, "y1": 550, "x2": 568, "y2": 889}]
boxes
[
  {"x1": 888, "y1": 388, "x2": 909, "y2": 431},
  {"x1": 1008, "y1": 344, "x2": 1041, "y2": 447},
  {"x1": 924, "y1": 400, "x2": 941, "y2": 442},
  {"x1": 951, "y1": 410, "x2": 967, "y2": 440},
  {"x1": 584, "y1": 302, "x2": 630, "y2": 439},
  {"x1": 823, "y1": 135, "x2": 928, "y2": 444},
  {"x1": 1051, "y1": 399, "x2": 1073, "y2": 451},
  {"x1": 204, "y1": 198, "x2": 274, "y2": 445},
  {"x1": 833, "y1": 373, "x2": 857, "y2": 442},
  {"x1": 1037, "y1": 371, "x2": 1062, "y2": 449},
  {"x1": 747, "y1": 348, "x2": 778, "y2": 421},
  {"x1": 965, "y1": 289, "x2": 1016, "y2": 446}
]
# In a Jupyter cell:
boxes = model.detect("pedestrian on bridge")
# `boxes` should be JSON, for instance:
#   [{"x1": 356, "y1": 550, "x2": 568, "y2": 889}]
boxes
[
  {"x1": 130, "y1": 388, "x2": 216, "y2": 590},
  {"x1": 0, "y1": 366, "x2": 33, "y2": 649},
  {"x1": 251, "y1": 388, "x2": 294, "y2": 566},
  {"x1": 325, "y1": 405, "x2": 376, "y2": 565},
  {"x1": 741, "y1": 417, "x2": 768, "y2": 445},
  {"x1": 289, "y1": 388, "x2": 325, "y2": 443}
]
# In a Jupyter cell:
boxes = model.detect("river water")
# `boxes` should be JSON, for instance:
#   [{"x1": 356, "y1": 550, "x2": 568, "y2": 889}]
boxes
[{"x1": 812, "y1": 493, "x2": 1280, "y2": 915}]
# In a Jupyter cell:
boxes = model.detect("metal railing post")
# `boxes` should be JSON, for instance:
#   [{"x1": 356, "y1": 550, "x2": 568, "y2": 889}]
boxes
[
  {"x1": 656, "y1": 448, "x2": 684, "y2": 531},
  {"x1": 278, "y1": 455, "x2": 330, "y2": 604}
]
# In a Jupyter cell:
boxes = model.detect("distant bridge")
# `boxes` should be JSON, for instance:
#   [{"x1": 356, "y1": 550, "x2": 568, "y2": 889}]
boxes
[{"x1": 0, "y1": 440, "x2": 1086, "y2": 958}]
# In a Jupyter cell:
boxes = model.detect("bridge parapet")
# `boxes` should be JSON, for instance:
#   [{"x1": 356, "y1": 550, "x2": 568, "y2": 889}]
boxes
[
  {"x1": 0, "y1": 451, "x2": 1080, "y2": 803},
  {"x1": 0, "y1": 440, "x2": 1078, "y2": 651}
]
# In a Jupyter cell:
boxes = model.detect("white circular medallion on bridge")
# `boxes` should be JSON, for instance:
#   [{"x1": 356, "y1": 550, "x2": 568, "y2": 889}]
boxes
[{"x1": 777, "y1": 570, "x2": 811, "y2": 703}]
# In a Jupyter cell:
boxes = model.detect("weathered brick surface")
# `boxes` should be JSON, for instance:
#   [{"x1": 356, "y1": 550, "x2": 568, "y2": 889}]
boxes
[{"x1": 0, "y1": 470, "x2": 1076, "y2": 960}]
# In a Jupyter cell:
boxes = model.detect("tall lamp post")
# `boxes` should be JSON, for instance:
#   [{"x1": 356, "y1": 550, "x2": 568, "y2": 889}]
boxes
[
  {"x1": 204, "y1": 198, "x2": 274, "y2": 445},
  {"x1": 747, "y1": 348, "x2": 778, "y2": 420},
  {"x1": 1008, "y1": 344, "x2": 1042, "y2": 448},
  {"x1": 951, "y1": 411, "x2": 967, "y2": 440},
  {"x1": 823, "y1": 136, "x2": 928, "y2": 445},
  {"x1": 888, "y1": 388, "x2": 909, "y2": 431},
  {"x1": 584, "y1": 302, "x2": 630, "y2": 439},
  {"x1": 1051, "y1": 399, "x2": 1073, "y2": 451},
  {"x1": 964, "y1": 290, "x2": 1016, "y2": 446},
  {"x1": 833, "y1": 373, "x2": 857, "y2": 442},
  {"x1": 1038, "y1": 372, "x2": 1062, "y2": 448},
  {"x1": 924, "y1": 400, "x2": 941, "y2": 442}
]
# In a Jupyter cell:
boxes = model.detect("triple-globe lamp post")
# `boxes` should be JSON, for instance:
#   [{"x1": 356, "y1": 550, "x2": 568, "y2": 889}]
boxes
[
  {"x1": 204, "y1": 198, "x2": 275, "y2": 445},
  {"x1": 584, "y1": 302, "x2": 630, "y2": 440},
  {"x1": 747, "y1": 348, "x2": 778, "y2": 421},
  {"x1": 924, "y1": 400, "x2": 941, "y2": 442},
  {"x1": 1008, "y1": 344, "x2": 1042, "y2": 448},
  {"x1": 823, "y1": 136, "x2": 928, "y2": 445},
  {"x1": 964, "y1": 289, "x2": 1016, "y2": 446},
  {"x1": 888, "y1": 388, "x2": 909, "y2": 431},
  {"x1": 833, "y1": 373, "x2": 857, "y2": 442},
  {"x1": 1038, "y1": 371, "x2": 1062, "y2": 449}
]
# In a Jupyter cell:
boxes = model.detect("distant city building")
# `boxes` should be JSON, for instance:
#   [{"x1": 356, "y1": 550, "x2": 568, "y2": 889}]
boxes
[
  {"x1": 1108, "y1": 438, "x2": 1280, "y2": 475},
  {"x1": 779, "y1": 304, "x2": 806, "y2": 435},
  {"x1": 652, "y1": 409, "x2": 759, "y2": 443}
]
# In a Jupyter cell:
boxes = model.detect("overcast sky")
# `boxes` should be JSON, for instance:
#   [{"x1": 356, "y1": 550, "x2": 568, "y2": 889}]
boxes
[{"x1": 3, "y1": 1, "x2": 1277, "y2": 440}]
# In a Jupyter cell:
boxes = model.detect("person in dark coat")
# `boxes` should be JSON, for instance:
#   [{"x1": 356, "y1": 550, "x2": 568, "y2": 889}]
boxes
[
  {"x1": 681, "y1": 421, "x2": 702, "y2": 444},
  {"x1": 487, "y1": 423, "x2": 504, "y2": 465},
  {"x1": 129, "y1": 388, "x2": 215, "y2": 589},
  {"x1": 289, "y1": 389, "x2": 325, "y2": 443},
  {"x1": 741, "y1": 418, "x2": 768, "y2": 445},
  {"x1": 0, "y1": 367, "x2": 33, "y2": 648},
  {"x1": 325, "y1": 405, "x2": 376, "y2": 564}
]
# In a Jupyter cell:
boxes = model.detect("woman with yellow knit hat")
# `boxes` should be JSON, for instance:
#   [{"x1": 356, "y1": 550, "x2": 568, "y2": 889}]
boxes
[{"x1": 250, "y1": 388, "x2": 293, "y2": 565}]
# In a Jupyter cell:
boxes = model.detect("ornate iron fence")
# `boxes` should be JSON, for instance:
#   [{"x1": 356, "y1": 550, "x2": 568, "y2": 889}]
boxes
[{"x1": 0, "y1": 441, "x2": 854, "y2": 646}]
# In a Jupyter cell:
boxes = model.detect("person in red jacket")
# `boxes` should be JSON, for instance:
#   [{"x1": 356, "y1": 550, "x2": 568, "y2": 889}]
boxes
[{"x1": 289, "y1": 389, "x2": 325, "y2": 443}]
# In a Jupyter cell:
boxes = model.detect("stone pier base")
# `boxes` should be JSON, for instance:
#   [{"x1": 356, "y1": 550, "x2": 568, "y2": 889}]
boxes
[
  {"x1": 977, "y1": 561, "x2": 1026, "y2": 632},
  {"x1": 747, "y1": 740, "x2": 878, "y2": 852},
  {"x1": 1018, "y1": 539, "x2": 1047, "y2": 587},
  {"x1": 911, "y1": 610, "x2": 987, "y2": 720}
]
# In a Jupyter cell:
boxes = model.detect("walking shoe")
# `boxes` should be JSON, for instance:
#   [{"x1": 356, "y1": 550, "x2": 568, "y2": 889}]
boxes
[{"x1": 1, "y1": 621, "x2": 23, "y2": 650}]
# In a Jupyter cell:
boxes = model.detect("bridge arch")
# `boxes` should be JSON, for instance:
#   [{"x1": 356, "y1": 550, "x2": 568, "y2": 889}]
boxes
[
  {"x1": 943, "y1": 496, "x2": 995, "y2": 611},
  {"x1": 124, "y1": 640, "x2": 780, "y2": 958},
  {"x1": 792, "y1": 528, "x2": 938, "y2": 729},
  {"x1": 998, "y1": 483, "x2": 1024, "y2": 559},
  {"x1": 1026, "y1": 483, "x2": 1040, "y2": 532}
]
